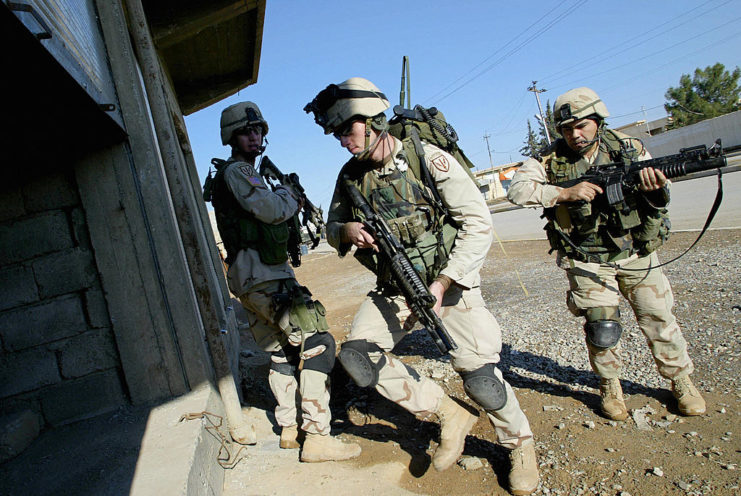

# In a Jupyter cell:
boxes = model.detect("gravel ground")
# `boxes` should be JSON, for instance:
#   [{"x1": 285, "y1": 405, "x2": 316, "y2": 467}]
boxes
[
  {"x1": 482, "y1": 231, "x2": 740, "y2": 398},
  {"x1": 235, "y1": 229, "x2": 741, "y2": 495}
]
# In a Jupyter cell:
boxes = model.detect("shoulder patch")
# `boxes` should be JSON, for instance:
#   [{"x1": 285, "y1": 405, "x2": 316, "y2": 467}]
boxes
[
  {"x1": 430, "y1": 153, "x2": 449, "y2": 172},
  {"x1": 246, "y1": 175, "x2": 263, "y2": 187},
  {"x1": 234, "y1": 163, "x2": 265, "y2": 187}
]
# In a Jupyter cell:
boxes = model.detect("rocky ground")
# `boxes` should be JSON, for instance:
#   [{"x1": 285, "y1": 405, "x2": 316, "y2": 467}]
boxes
[{"x1": 233, "y1": 230, "x2": 741, "y2": 495}]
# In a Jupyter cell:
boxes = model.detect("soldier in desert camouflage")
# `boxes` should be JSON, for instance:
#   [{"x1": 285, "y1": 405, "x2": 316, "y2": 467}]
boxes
[{"x1": 507, "y1": 87, "x2": 706, "y2": 421}]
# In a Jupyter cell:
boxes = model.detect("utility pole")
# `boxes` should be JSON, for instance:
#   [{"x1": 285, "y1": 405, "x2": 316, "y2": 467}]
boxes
[
  {"x1": 641, "y1": 105, "x2": 650, "y2": 136},
  {"x1": 483, "y1": 132, "x2": 494, "y2": 170},
  {"x1": 527, "y1": 81, "x2": 551, "y2": 145}
]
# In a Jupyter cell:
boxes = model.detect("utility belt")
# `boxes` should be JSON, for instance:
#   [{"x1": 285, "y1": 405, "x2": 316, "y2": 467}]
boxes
[{"x1": 543, "y1": 203, "x2": 668, "y2": 263}]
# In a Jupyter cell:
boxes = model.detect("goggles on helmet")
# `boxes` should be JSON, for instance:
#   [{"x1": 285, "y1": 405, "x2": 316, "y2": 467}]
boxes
[{"x1": 304, "y1": 84, "x2": 388, "y2": 130}]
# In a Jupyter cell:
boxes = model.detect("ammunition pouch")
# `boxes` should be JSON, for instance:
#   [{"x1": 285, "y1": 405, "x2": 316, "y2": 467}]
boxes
[
  {"x1": 256, "y1": 221, "x2": 290, "y2": 265},
  {"x1": 272, "y1": 282, "x2": 329, "y2": 346}
]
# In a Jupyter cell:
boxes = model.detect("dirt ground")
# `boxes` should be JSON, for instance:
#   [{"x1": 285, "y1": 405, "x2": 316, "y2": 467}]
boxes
[{"x1": 240, "y1": 231, "x2": 740, "y2": 495}]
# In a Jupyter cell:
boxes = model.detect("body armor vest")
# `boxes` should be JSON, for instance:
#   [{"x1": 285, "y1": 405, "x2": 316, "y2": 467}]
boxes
[
  {"x1": 542, "y1": 130, "x2": 670, "y2": 262},
  {"x1": 208, "y1": 159, "x2": 290, "y2": 266},
  {"x1": 342, "y1": 146, "x2": 458, "y2": 289}
]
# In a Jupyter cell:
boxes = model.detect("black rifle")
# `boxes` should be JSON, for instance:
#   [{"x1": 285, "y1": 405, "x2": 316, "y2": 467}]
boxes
[
  {"x1": 554, "y1": 140, "x2": 728, "y2": 211},
  {"x1": 550, "y1": 139, "x2": 729, "y2": 269},
  {"x1": 259, "y1": 156, "x2": 326, "y2": 266},
  {"x1": 343, "y1": 176, "x2": 457, "y2": 354}
]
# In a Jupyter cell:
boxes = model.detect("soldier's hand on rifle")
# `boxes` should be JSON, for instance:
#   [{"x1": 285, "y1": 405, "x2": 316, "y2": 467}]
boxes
[
  {"x1": 341, "y1": 221, "x2": 379, "y2": 251},
  {"x1": 557, "y1": 181, "x2": 603, "y2": 203},
  {"x1": 638, "y1": 167, "x2": 667, "y2": 192},
  {"x1": 428, "y1": 280, "x2": 445, "y2": 317}
]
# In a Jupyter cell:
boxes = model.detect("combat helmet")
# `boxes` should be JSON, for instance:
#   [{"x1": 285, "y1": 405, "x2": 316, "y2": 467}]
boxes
[
  {"x1": 553, "y1": 87, "x2": 609, "y2": 129},
  {"x1": 220, "y1": 101, "x2": 269, "y2": 145},
  {"x1": 304, "y1": 77, "x2": 390, "y2": 134}
]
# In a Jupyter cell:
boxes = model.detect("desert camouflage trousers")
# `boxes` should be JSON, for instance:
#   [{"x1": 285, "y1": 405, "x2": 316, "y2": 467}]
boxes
[
  {"x1": 564, "y1": 251, "x2": 694, "y2": 380},
  {"x1": 348, "y1": 285, "x2": 533, "y2": 449},
  {"x1": 239, "y1": 279, "x2": 331, "y2": 435}
]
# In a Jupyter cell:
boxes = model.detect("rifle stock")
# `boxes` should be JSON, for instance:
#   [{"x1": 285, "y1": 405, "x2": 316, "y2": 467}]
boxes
[{"x1": 343, "y1": 176, "x2": 457, "y2": 354}]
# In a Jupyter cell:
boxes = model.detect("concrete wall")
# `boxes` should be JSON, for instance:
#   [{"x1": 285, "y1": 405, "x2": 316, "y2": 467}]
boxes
[
  {"x1": 0, "y1": 0, "x2": 226, "y2": 432},
  {"x1": 641, "y1": 110, "x2": 741, "y2": 156},
  {"x1": 0, "y1": 170, "x2": 125, "y2": 427}
]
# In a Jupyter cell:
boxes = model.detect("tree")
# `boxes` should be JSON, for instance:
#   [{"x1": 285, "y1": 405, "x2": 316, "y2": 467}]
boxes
[
  {"x1": 537, "y1": 100, "x2": 560, "y2": 147},
  {"x1": 520, "y1": 120, "x2": 539, "y2": 157},
  {"x1": 521, "y1": 100, "x2": 561, "y2": 157},
  {"x1": 665, "y1": 63, "x2": 741, "y2": 128}
]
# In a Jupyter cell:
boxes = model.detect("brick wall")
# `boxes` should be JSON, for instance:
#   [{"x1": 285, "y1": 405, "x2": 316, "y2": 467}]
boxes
[{"x1": 0, "y1": 169, "x2": 125, "y2": 427}]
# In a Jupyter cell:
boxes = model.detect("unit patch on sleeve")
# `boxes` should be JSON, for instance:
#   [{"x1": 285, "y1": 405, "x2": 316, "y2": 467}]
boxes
[
  {"x1": 430, "y1": 153, "x2": 450, "y2": 172},
  {"x1": 237, "y1": 164, "x2": 265, "y2": 187},
  {"x1": 246, "y1": 175, "x2": 263, "y2": 187}
]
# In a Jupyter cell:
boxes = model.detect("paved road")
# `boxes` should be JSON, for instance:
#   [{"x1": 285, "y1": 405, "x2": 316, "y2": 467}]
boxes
[{"x1": 492, "y1": 168, "x2": 740, "y2": 241}]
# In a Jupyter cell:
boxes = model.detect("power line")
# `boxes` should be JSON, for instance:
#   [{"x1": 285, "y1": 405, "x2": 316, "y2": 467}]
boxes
[
  {"x1": 538, "y1": 0, "x2": 727, "y2": 85},
  {"x1": 550, "y1": 16, "x2": 741, "y2": 92},
  {"x1": 609, "y1": 104, "x2": 665, "y2": 119},
  {"x1": 423, "y1": 0, "x2": 565, "y2": 103},
  {"x1": 428, "y1": 0, "x2": 588, "y2": 104},
  {"x1": 597, "y1": 30, "x2": 741, "y2": 95}
]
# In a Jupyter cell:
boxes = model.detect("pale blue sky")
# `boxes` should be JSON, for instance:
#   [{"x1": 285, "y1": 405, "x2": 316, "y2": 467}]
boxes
[{"x1": 184, "y1": 0, "x2": 741, "y2": 214}]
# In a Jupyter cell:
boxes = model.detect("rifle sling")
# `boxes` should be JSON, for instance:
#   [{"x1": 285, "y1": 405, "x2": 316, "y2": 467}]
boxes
[{"x1": 558, "y1": 169, "x2": 724, "y2": 272}]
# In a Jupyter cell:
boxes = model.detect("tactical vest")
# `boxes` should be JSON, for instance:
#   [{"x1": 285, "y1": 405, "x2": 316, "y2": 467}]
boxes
[
  {"x1": 542, "y1": 130, "x2": 670, "y2": 262},
  {"x1": 205, "y1": 159, "x2": 290, "y2": 266},
  {"x1": 342, "y1": 144, "x2": 458, "y2": 289}
]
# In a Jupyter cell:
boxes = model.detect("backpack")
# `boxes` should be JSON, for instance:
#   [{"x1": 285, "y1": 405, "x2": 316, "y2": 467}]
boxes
[{"x1": 387, "y1": 104, "x2": 479, "y2": 188}]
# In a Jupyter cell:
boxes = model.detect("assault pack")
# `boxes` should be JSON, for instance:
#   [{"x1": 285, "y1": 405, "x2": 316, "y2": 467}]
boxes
[{"x1": 387, "y1": 104, "x2": 479, "y2": 190}]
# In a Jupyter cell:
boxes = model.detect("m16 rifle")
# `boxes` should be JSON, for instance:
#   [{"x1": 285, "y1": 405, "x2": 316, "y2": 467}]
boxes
[
  {"x1": 554, "y1": 140, "x2": 728, "y2": 212},
  {"x1": 551, "y1": 139, "x2": 730, "y2": 269},
  {"x1": 259, "y1": 156, "x2": 325, "y2": 267},
  {"x1": 343, "y1": 176, "x2": 457, "y2": 354}
]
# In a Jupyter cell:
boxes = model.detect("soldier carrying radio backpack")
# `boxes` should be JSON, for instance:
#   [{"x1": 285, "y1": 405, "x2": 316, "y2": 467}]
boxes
[{"x1": 304, "y1": 77, "x2": 540, "y2": 496}]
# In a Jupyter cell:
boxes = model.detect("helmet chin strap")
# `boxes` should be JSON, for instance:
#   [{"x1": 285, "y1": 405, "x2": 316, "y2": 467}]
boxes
[
  {"x1": 354, "y1": 118, "x2": 386, "y2": 161},
  {"x1": 577, "y1": 136, "x2": 600, "y2": 156}
]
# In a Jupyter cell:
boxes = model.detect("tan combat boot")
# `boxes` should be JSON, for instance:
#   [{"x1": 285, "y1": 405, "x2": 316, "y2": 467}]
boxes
[
  {"x1": 599, "y1": 377, "x2": 628, "y2": 421},
  {"x1": 300, "y1": 433, "x2": 361, "y2": 462},
  {"x1": 672, "y1": 375, "x2": 706, "y2": 416},
  {"x1": 432, "y1": 396, "x2": 478, "y2": 471},
  {"x1": 280, "y1": 425, "x2": 300, "y2": 449},
  {"x1": 508, "y1": 442, "x2": 539, "y2": 495}
]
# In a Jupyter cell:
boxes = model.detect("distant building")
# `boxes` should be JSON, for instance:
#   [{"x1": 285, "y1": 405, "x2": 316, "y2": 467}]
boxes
[
  {"x1": 614, "y1": 116, "x2": 673, "y2": 138},
  {"x1": 474, "y1": 161, "x2": 524, "y2": 202}
]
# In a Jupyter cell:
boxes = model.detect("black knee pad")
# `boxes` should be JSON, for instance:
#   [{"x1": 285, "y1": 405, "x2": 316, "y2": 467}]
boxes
[
  {"x1": 301, "y1": 332, "x2": 337, "y2": 374},
  {"x1": 461, "y1": 363, "x2": 507, "y2": 411},
  {"x1": 337, "y1": 339, "x2": 386, "y2": 388},
  {"x1": 270, "y1": 350, "x2": 298, "y2": 376},
  {"x1": 585, "y1": 320, "x2": 622, "y2": 349}
]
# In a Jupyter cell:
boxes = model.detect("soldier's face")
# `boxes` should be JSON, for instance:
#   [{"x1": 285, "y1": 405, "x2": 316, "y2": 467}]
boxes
[
  {"x1": 337, "y1": 120, "x2": 370, "y2": 156},
  {"x1": 234, "y1": 126, "x2": 263, "y2": 157},
  {"x1": 561, "y1": 118, "x2": 598, "y2": 155}
]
